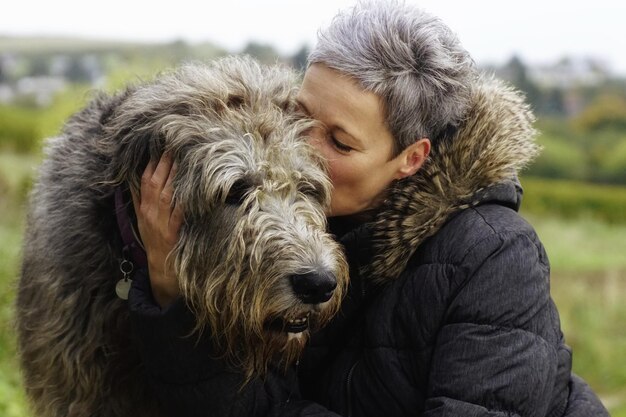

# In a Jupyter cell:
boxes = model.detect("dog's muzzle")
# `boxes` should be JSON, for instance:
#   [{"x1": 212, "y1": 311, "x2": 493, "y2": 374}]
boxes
[{"x1": 290, "y1": 270, "x2": 337, "y2": 304}]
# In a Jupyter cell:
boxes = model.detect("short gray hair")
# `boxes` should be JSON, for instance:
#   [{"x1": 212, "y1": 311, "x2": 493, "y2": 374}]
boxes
[{"x1": 308, "y1": 0, "x2": 477, "y2": 153}]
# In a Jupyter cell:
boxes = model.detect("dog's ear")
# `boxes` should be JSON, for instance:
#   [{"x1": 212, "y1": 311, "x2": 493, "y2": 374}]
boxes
[
  {"x1": 101, "y1": 85, "x2": 169, "y2": 191},
  {"x1": 59, "y1": 87, "x2": 156, "y2": 194},
  {"x1": 98, "y1": 88, "x2": 134, "y2": 127}
]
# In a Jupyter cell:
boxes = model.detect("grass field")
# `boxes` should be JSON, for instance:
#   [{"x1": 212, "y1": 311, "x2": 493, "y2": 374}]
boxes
[
  {"x1": 0, "y1": 202, "x2": 28, "y2": 417},
  {"x1": 1, "y1": 152, "x2": 625, "y2": 415},
  {"x1": 524, "y1": 213, "x2": 626, "y2": 416}
]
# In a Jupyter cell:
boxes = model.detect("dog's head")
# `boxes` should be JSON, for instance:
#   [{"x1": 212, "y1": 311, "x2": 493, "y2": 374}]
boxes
[{"x1": 102, "y1": 56, "x2": 348, "y2": 378}]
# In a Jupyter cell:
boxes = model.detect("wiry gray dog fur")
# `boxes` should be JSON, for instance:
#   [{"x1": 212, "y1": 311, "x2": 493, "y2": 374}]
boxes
[{"x1": 16, "y1": 56, "x2": 348, "y2": 417}]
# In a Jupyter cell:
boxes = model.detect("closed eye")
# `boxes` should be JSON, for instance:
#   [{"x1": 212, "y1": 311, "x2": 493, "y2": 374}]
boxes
[{"x1": 330, "y1": 135, "x2": 353, "y2": 153}]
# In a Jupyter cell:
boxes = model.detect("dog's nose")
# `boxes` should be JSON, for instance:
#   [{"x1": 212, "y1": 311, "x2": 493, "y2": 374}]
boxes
[{"x1": 290, "y1": 271, "x2": 337, "y2": 304}]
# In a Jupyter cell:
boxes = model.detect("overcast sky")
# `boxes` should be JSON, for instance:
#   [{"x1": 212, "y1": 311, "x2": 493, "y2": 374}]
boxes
[{"x1": 2, "y1": 0, "x2": 626, "y2": 74}]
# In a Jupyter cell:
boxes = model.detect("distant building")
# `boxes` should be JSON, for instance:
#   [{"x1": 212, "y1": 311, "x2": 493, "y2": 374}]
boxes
[
  {"x1": 0, "y1": 53, "x2": 20, "y2": 81},
  {"x1": 0, "y1": 83, "x2": 15, "y2": 103},
  {"x1": 528, "y1": 57, "x2": 611, "y2": 89},
  {"x1": 16, "y1": 76, "x2": 67, "y2": 107},
  {"x1": 0, "y1": 51, "x2": 109, "y2": 106}
]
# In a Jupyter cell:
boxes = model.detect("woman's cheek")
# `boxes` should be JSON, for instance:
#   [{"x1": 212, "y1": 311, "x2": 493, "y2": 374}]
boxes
[
  {"x1": 325, "y1": 159, "x2": 339, "y2": 185},
  {"x1": 326, "y1": 155, "x2": 352, "y2": 186}
]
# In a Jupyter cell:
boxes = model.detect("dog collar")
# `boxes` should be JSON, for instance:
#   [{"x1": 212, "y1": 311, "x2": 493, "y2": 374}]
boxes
[{"x1": 114, "y1": 187, "x2": 148, "y2": 269}]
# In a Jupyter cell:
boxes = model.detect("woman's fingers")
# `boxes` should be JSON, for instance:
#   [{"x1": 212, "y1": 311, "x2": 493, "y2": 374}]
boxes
[
  {"x1": 165, "y1": 163, "x2": 184, "y2": 240},
  {"x1": 159, "y1": 161, "x2": 177, "y2": 236},
  {"x1": 139, "y1": 159, "x2": 157, "y2": 208},
  {"x1": 143, "y1": 154, "x2": 173, "y2": 210},
  {"x1": 132, "y1": 153, "x2": 182, "y2": 247},
  {"x1": 137, "y1": 154, "x2": 175, "y2": 214},
  {"x1": 155, "y1": 155, "x2": 174, "y2": 207}
]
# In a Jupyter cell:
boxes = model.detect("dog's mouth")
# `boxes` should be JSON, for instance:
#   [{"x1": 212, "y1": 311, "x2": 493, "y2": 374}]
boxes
[
  {"x1": 285, "y1": 315, "x2": 310, "y2": 333},
  {"x1": 267, "y1": 312, "x2": 311, "y2": 334}
]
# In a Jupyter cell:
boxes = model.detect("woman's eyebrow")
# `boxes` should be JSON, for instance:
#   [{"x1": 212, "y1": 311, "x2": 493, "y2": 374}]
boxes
[{"x1": 335, "y1": 126, "x2": 364, "y2": 148}]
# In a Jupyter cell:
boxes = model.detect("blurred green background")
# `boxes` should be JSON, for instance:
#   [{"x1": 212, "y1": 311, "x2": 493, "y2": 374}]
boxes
[{"x1": 1, "y1": 38, "x2": 625, "y2": 416}]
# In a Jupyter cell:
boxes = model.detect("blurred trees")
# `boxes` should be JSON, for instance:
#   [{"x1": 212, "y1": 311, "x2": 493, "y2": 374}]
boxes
[
  {"x1": 527, "y1": 110, "x2": 626, "y2": 185},
  {"x1": 291, "y1": 45, "x2": 309, "y2": 72},
  {"x1": 500, "y1": 55, "x2": 542, "y2": 109},
  {"x1": 28, "y1": 56, "x2": 50, "y2": 77},
  {"x1": 496, "y1": 57, "x2": 626, "y2": 185},
  {"x1": 64, "y1": 56, "x2": 94, "y2": 83},
  {"x1": 241, "y1": 42, "x2": 280, "y2": 64},
  {"x1": 574, "y1": 94, "x2": 626, "y2": 133},
  {"x1": 496, "y1": 55, "x2": 622, "y2": 118},
  {"x1": 1, "y1": 37, "x2": 626, "y2": 185}
]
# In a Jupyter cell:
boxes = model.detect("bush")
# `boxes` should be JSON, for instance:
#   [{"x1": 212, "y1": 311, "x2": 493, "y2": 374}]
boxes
[
  {"x1": 573, "y1": 94, "x2": 626, "y2": 133},
  {"x1": 527, "y1": 133, "x2": 589, "y2": 180},
  {"x1": 597, "y1": 134, "x2": 626, "y2": 184},
  {"x1": 530, "y1": 120, "x2": 626, "y2": 184},
  {"x1": 0, "y1": 106, "x2": 41, "y2": 153},
  {"x1": 521, "y1": 177, "x2": 626, "y2": 224}
]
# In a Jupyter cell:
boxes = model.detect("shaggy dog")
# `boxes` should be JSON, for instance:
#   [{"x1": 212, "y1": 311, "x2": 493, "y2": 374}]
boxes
[{"x1": 16, "y1": 56, "x2": 348, "y2": 417}]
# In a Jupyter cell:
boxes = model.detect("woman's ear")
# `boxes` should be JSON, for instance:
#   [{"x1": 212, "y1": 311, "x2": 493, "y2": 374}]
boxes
[{"x1": 395, "y1": 138, "x2": 431, "y2": 179}]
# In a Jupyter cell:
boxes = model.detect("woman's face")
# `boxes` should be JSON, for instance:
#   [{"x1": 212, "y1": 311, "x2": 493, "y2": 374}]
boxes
[{"x1": 297, "y1": 63, "x2": 428, "y2": 217}]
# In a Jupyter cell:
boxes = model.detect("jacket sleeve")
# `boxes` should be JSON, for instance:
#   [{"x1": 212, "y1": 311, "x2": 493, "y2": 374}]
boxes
[
  {"x1": 128, "y1": 268, "x2": 342, "y2": 417},
  {"x1": 422, "y1": 231, "x2": 563, "y2": 417}
]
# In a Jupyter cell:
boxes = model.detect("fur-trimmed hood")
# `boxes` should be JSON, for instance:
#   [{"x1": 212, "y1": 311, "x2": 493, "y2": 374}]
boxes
[{"x1": 363, "y1": 77, "x2": 540, "y2": 283}]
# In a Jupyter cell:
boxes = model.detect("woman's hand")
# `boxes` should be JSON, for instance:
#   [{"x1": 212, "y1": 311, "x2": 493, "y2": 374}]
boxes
[{"x1": 131, "y1": 154, "x2": 184, "y2": 308}]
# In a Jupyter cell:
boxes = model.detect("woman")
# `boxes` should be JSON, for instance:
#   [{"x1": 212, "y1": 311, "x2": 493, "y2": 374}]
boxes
[{"x1": 129, "y1": 2, "x2": 609, "y2": 416}]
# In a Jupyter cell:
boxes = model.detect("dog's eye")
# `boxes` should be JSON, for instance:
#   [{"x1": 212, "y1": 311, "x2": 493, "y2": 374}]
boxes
[{"x1": 225, "y1": 179, "x2": 249, "y2": 205}]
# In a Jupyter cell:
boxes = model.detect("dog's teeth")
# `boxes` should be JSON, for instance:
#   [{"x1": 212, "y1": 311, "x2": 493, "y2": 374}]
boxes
[{"x1": 287, "y1": 317, "x2": 308, "y2": 325}]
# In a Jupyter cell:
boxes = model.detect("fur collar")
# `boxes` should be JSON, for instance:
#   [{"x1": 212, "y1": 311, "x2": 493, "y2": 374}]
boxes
[{"x1": 364, "y1": 77, "x2": 540, "y2": 283}]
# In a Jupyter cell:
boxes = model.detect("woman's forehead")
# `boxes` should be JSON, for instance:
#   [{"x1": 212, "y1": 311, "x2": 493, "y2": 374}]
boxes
[{"x1": 299, "y1": 64, "x2": 388, "y2": 143}]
